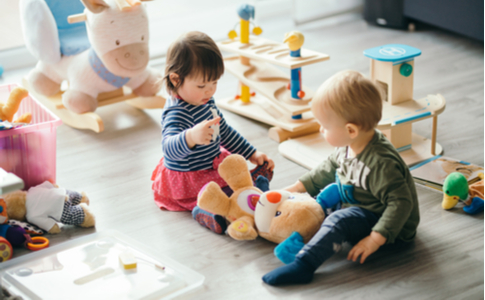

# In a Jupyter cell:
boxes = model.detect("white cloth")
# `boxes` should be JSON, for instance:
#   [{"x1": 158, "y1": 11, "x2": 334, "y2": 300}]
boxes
[{"x1": 26, "y1": 181, "x2": 66, "y2": 231}]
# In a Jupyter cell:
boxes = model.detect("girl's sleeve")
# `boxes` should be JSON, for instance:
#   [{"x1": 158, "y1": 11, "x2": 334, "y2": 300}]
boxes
[
  {"x1": 217, "y1": 109, "x2": 256, "y2": 159},
  {"x1": 161, "y1": 108, "x2": 194, "y2": 160}
]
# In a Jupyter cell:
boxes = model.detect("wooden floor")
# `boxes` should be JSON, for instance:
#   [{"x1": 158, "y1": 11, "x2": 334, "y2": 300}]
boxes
[{"x1": 1, "y1": 12, "x2": 483, "y2": 300}]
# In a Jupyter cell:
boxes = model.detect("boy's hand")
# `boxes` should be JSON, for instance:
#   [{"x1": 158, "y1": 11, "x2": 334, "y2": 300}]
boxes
[
  {"x1": 284, "y1": 181, "x2": 307, "y2": 193},
  {"x1": 347, "y1": 231, "x2": 386, "y2": 264},
  {"x1": 186, "y1": 117, "x2": 221, "y2": 148},
  {"x1": 249, "y1": 151, "x2": 275, "y2": 171}
]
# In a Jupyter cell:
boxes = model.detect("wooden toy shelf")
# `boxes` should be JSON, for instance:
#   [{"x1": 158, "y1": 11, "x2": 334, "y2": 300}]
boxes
[
  {"x1": 216, "y1": 36, "x2": 329, "y2": 142},
  {"x1": 218, "y1": 36, "x2": 329, "y2": 70},
  {"x1": 279, "y1": 93, "x2": 446, "y2": 168}
]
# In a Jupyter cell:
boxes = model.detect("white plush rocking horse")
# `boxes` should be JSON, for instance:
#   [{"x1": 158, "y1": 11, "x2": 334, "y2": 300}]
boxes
[{"x1": 20, "y1": 0, "x2": 165, "y2": 132}]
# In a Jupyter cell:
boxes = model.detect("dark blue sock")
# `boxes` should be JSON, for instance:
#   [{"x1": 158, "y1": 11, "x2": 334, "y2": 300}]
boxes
[
  {"x1": 262, "y1": 258, "x2": 316, "y2": 286},
  {"x1": 254, "y1": 175, "x2": 270, "y2": 192}
]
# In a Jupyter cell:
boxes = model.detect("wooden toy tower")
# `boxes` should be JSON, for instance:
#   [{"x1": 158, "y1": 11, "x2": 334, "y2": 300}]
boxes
[
  {"x1": 278, "y1": 44, "x2": 446, "y2": 168},
  {"x1": 216, "y1": 4, "x2": 330, "y2": 142}
]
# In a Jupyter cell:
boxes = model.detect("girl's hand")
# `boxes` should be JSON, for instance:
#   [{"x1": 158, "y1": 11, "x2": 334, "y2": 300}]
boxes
[
  {"x1": 249, "y1": 151, "x2": 275, "y2": 171},
  {"x1": 347, "y1": 231, "x2": 386, "y2": 264},
  {"x1": 186, "y1": 117, "x2": 221, "y2": 148}
]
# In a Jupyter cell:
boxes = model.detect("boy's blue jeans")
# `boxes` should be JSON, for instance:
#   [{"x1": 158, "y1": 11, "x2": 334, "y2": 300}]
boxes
[{"x1": 296, "y1": 206, "x2": 380, "y2": 268}]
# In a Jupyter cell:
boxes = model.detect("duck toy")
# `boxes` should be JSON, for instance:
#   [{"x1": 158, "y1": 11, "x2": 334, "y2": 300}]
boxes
[{"x1": 442, "y1": 172, "x2": 484, "y2": 214}]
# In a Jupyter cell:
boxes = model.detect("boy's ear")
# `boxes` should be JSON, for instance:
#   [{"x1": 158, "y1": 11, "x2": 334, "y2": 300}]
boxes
[
  {"x1": 169, "y1": 73, "x2": 180, "y2": 86},
  {"x1": 345, "y1": 123, "x2": 359, "y2": 139}
]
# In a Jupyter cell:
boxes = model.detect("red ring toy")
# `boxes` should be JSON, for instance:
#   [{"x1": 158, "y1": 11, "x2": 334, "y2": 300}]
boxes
[{"x1": 27, "y1": 236, "x2": 49, "y2": 251}]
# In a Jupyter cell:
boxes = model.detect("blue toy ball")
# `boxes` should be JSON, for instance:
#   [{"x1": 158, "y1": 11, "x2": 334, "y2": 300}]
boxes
[{"x1": 0, "y1": 65, "x2": 3, "y2": 77}]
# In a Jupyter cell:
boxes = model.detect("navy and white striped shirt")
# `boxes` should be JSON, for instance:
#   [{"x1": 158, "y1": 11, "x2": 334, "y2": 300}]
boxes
[{"x1": 161, "y1": 96, "x2": 256, "y2": 171}]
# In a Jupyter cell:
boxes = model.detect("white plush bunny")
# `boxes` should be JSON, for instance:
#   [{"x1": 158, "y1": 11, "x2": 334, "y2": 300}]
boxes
[{"x1": 20, "y1": 0, "x2": 161, "y2": 114}]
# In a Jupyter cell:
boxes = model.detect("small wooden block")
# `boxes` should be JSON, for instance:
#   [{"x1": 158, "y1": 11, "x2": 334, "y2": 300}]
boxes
[{"x1": 119, "y1": 252, "x2": 137, "y2": 270}]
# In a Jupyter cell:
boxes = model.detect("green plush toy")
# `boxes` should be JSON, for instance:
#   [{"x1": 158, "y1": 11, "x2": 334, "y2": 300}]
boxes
[{"x1": 442, "y1": 172, "x2": 484, "y2": 214}]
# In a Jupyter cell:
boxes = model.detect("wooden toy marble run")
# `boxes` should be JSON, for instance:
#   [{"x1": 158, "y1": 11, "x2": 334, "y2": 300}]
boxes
[
  {"x1": 279, "y1": 44, "x2": 446, "y2": 168},
  {"x1": 216, "y1": 4, "x2": 329, "y2": 142}
]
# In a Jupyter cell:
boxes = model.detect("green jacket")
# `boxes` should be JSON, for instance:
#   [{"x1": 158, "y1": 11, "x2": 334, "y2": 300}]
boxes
[{"x1": 300, "y1": 130, "x2": 419, "y2": 244}]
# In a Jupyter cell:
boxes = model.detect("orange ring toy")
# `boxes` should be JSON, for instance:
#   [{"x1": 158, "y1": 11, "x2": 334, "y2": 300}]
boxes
[{"x1": 27, "y1": 236, "x2": 49, "y2": 251}]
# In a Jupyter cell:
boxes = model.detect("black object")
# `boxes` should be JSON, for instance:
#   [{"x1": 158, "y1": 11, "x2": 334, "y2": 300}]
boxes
[
  {"x1": 363, "y1": 0, "x2": 484, "y2": 41},
  {"x1": 363, "y1": 0, "x2": 409, "y2": 29},
  {"x1": 403, "y1": 0, "x2": 484, "y2": 41}
]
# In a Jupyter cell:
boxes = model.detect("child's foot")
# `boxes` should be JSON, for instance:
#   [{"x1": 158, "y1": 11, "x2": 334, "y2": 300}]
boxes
[
  {"x1": 250, "y1": 162, "x2": 273, "y2": 182},
  {"x1": 254, "y1": 175, "x2": 270, "y2": 192},
  {"x1": 192, "y1": 206, "x2": 227, "y2": 234},
  {"x1": 262, "y1": 259, "x2": 315, "y2": 286}
]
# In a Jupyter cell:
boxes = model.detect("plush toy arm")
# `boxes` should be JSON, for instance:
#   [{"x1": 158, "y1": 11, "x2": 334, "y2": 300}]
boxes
[
  {"x1": 218, "y1": 155, "x2": 253, "y2": 191},
  {"x1": 463, "y1": 197, "x2": 484, "y2": 215},
  {"x1": 19, "y1": 0, "x2": 61, "y2": 64},
  {"x1": 197, "y1": 182, "x2": 232, "y2": 216},
  {"x1": 274, "y1": 231, "x2": 305, "y2": 264},
  {"x1": 129, "y1": 68, "x2": 163, "y2": 97},
  {"x1": 316, "y1": 183, "x2": 341, "y2": 209},
  {"x1": 227, "y1": 215, "x2": 258, "y2": 241}
]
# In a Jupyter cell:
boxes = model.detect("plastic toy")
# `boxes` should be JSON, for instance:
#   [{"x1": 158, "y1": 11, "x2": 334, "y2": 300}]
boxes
[
  {"x1": 19, "y1": 0, "x2": 165, "y2": 132},
  {"x1": 442, "y1": 172, "x2": 484, "y2": 214},
  {"x1": 279, "y1": 44, "x2": 447, "y2": 168},
  {"x1": 119, "y1": 251, "x2": 137, "y2": 269},
  {"x1": 27, "y1": 236, "x2": 50, "y2": 251},
  {"x1": 197, "y1": 154, "x2": 328, "y2": 244},
  {"x1": 216, "y1": 4, "x2": 329, "y2": 142},
  {"x1": 0, "y1": 87, "x2": 32, "y2": 124},
  {"x1": 0, "y1": 237, "x2": 13, "y2": 262},
  {"x1": 4, "y1": 181, "x2": 95, "y2": 234}
]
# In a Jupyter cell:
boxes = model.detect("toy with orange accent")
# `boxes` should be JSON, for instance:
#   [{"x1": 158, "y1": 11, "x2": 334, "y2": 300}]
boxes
[
  {"x1": 217, "y1": 4, "x2": 330, "y2": 142},
  {"x1": 0, "y1": 87, "x2": 32, "y2": 125},
  {"x1": 27, "y1": 236, "x2": 49, "y2": 251},
  {"x1": 197, "y1": 154, "x2": 327, "y2": 244}
]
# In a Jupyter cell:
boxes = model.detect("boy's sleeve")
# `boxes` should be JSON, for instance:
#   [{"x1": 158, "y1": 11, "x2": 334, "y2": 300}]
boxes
[
  {"x1": 368, "y1": 160, "x2": 414, "y2": 244},
  {"x1": 217, "y1": 109, "x2": 256, "y2": 160},
  {"x1": 161, "y1": 108, "x2": 194, "y2": 160},
  {"x1": 299, "y1": 152, "x2": 339, "y2": 197}
]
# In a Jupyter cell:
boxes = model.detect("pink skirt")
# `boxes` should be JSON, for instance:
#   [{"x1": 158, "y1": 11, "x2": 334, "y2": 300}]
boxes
[{"x1": 151, "y1": 149, "x2": 231, "y2": 211}]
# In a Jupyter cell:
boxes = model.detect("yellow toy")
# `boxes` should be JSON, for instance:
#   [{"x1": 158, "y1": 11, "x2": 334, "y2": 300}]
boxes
[
  {"x1": 0, "y1": 87, "x2": 32, "y2": 124},
  {"x1": 4, "y1": 182, "x2": 95, "y2": 234},
  {"x1": 197, "y1": 154, "x2": 325, "y2": 244}
]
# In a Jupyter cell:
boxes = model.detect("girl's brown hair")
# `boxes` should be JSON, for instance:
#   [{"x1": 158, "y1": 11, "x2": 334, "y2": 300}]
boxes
[{"x1": 163, "y1": 31, "x2": 224, "y2": 95}]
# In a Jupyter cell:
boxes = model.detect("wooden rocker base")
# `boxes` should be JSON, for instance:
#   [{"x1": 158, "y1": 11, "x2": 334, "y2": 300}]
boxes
[
  {"x1": 278, "y1": 132, "x2": 443, "y2": 169},
  {"x1": 22, "y1": 78, "x2": 166, "y2": 132}
]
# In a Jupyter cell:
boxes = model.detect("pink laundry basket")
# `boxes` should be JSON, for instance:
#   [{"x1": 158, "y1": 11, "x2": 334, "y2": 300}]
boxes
[{"x1": 0, "y1": 83, "x2": 62, "y2": 190}]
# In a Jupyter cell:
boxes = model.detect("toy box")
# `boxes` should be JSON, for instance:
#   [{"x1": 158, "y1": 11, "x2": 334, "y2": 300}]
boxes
[
  {"x1": 0, "y1": 83, "x2": 62, "y2": 190},
  {"x1": 0, "y1": 230, "x2": 204, "y2": 299}
]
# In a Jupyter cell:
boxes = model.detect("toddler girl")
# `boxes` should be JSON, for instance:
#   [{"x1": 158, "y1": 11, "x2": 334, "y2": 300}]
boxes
[{"x1": 151, "y1": 31, "x2": 274, "y2": 232}]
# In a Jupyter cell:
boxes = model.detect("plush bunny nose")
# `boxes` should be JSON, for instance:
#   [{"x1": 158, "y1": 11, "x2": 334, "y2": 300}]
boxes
[{"x1": 266, "y1": 191, "x2": 282, "y2": 203}]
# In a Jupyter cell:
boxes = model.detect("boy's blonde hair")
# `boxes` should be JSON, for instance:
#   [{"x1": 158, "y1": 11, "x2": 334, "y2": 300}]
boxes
[
  {"x1": 163, "y1": 31, "x2": 224, "y2": 95},
  {"x1": 312, "y1": 70, "x2": 382, "y2": 131}
]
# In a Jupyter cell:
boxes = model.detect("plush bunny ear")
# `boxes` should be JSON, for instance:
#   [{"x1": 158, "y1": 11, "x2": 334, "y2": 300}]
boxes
[
  {"x1": 81, "y1": 0, "x2": 109, "y2": 13},
  {"x1": 218, "y1": 155, "x2": 253, "y2": 191},
  {"x1": 19, "y1": 0, "x2": 61, "y2": 64}
]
